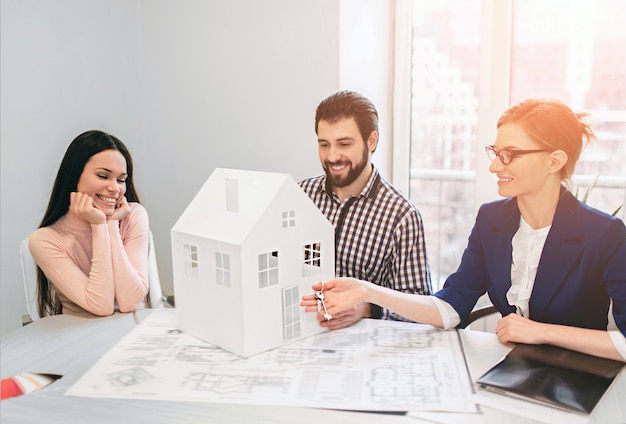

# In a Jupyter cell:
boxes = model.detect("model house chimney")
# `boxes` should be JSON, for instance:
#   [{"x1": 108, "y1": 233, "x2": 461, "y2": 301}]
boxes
[{"x1": 225, "y1": 177, "x2": 239, "y2": 212}]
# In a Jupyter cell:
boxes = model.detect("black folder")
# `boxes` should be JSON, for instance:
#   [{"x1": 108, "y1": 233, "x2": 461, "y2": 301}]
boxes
[{"x1": 476, "y1": 343, "x2": 624, "y2": 414}]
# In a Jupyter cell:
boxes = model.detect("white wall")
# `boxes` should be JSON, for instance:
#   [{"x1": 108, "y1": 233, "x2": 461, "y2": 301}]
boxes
[
  {"x1": 1, "y1": 0, "x2": 145, "y2": 333},
  {"x1": 0, "y1": 0, "x2": 340, "y2": 334},
  {"x1": 340, "y1": 0, "x2": 392, "y2": 180}
]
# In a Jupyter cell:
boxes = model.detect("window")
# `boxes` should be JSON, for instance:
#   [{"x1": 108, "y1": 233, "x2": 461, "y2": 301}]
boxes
[
  {"x1": 215, "y1": 252, "x2": 231, "y2": 287},
  {"x1": 407, "y1": 0, "x2": 482, "y2": 289},
  {"x1": 403, "y1": 0, "x2": 626, "y2": 289},
  {"x1": 184, "y1": 243, "x2": 199, "y2": 277},
  {"x1": 281, "y1": 210, "x2": 296, "y2": 228},
  {"x1": 302, "y1": 243, "x2": 322, "y2": 277},
  {"x1": 510, "y1": 0, "x2": 626, "y2": 216},
  {"x1": 258, "y1": 251, "x2": 279, "y2": 288},
  {"x1": 282, "y1": 286, "x2": 301, "y2": 340}
]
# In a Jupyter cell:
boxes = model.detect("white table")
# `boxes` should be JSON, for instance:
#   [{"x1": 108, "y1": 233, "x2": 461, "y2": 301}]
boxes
[{"x1": 1, "y1": 310, "x2": 624, "y2": 423}]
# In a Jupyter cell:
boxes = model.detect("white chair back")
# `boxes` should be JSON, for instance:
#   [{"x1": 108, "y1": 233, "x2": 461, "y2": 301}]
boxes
[
  {"x1": 147, "y1": 231, "x2": 164, "y2": 308},
  {"x1": 20, "y1": 238, "x2": 40, "y2": 323}
]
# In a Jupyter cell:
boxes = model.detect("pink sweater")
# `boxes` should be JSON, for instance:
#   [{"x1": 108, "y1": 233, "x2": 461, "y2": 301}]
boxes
[{"x1": 29, "y1": 202, "x2": 150, "y2": 316}]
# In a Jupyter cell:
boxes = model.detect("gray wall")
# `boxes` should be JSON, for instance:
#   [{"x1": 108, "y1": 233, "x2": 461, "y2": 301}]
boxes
[{"x1": 1, "y1": 0, "x2": 340, "y2": 334}]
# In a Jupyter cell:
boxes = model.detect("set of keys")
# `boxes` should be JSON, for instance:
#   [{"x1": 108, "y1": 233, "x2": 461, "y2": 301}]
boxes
[{"x1": 313, "y1": 284, "x2": 332, "y2": 321}]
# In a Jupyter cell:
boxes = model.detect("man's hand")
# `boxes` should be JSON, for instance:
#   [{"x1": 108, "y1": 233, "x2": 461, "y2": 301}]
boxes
[{"x1": 316, "y1": 301, "x2": 370, "y2": 330}]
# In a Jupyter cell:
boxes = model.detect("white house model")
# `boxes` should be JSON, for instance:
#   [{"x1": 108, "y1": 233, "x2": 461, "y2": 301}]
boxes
[{"x1": 171, "y1": 168, "x2": 335, "y2": 357}]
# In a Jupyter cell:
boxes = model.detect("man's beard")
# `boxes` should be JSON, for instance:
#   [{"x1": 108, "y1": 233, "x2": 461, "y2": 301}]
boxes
[{"x1": 323, "y1": 150, "x2": 369, "y2": 189}]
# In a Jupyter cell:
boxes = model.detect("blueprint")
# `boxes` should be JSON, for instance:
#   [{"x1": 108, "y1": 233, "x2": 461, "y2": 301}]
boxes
[{"x1": 66, "y1": 309, "x2": 476, "y2": 412}]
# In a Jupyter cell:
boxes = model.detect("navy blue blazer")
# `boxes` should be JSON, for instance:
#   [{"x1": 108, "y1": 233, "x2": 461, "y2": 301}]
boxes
[{"x1": 434, "y1": 187, "x2": 626, "y2": 337}]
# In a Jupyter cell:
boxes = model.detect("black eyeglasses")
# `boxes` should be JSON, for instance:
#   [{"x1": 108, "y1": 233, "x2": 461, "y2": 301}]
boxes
[{"x1": 485, "y1": 145, "x2": 551, "y2": 165}]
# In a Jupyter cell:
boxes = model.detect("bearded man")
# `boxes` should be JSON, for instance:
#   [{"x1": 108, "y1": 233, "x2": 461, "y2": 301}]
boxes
[{"x1": 299, "y1": 90, "x2": 432, "y2": 330}]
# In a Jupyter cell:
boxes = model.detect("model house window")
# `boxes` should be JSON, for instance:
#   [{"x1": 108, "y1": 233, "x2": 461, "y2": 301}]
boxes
[
  {"x1": 258, "y1": 251, "x2": 279, "y2": 288},
  {"x1": 281, "y1": 210, "x2": 295, "y2": 228},
  {"x1": 302, "y1": 243, "x2": 322, "y2": 276},
  {"x1": 184, "y1": 243, "x2": 199, "y2": 277},
  {"x1": 215, "y1": 252, "x2": 231, "y2": 287},
  {"x1": 282, "y1": 286, "x2": 301, "y2": 340}
]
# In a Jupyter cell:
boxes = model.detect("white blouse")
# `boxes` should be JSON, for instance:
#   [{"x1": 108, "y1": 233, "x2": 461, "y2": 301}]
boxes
[{"x1": 507, "y1": 216, "x2": 550, "y2": 317}]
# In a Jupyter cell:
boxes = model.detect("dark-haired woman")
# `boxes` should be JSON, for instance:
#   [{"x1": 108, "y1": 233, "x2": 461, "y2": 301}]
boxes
[{"x1": 30, "y1": 130, "x2": 149, "y2": 317}]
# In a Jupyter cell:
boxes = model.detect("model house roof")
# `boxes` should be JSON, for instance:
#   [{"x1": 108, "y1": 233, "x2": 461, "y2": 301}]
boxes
[{"x1": 172, "y1": 168, "x2": 314, "y2": 244}]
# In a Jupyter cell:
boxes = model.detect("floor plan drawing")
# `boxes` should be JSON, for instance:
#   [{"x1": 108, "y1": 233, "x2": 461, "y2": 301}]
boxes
[{"x1": 66, "y1": 309, "x2": 476, "y2": 412}]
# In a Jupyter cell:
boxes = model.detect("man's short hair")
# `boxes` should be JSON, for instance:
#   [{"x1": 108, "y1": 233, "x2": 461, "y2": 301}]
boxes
[{"x1": 315, "y1": 90, "x2": 379, "y2": 143}]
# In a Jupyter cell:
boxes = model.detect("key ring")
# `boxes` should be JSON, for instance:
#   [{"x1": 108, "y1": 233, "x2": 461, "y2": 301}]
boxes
[{"x1": 314, "y1": 282, "x2": 332, "y2": 321}]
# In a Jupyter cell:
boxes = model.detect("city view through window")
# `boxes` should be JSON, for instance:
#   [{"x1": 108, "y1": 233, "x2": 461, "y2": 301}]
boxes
[{"x1": 408, "y1": 0, "x2": 626, "y2": 288}]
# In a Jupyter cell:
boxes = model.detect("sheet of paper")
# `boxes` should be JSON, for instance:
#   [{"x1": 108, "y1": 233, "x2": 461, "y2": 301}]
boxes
[{"x1": 66, "y1": 309, "x2": 476, "y2": 412}]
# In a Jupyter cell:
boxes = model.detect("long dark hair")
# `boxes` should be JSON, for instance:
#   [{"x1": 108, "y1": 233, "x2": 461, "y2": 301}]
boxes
[{"x1": 37, "y1": 130, "x2": 141, "y2": 317}]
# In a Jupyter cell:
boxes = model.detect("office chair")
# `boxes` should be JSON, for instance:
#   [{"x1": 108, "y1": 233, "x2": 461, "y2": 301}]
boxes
[
  {"x1": 19, "y1": 238, "x2": 39, "y2": 325},
  {"x1": 20, "y1": 231, "x2": 165, "y2": 325},
  {"x1": 146, "y1": 231, "x2": 164, "y2": 308},
  {"x1": 460, "y1": 304, "x2": 499, "y2": 329}
]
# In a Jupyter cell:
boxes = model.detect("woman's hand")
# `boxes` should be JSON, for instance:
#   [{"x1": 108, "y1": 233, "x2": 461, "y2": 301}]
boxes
[
  {"x1": 301, "y1": 278, "x2": 370, "y2": 329},
  {"x1": 109, "y1": 196, "x2": 131, "y2": 222},
  {"x1": 69, "y1": 192, "x2": 106, "y2": 225},
  {"x1": 495, "y1": 313, "x2": 546, "y2": 345}
]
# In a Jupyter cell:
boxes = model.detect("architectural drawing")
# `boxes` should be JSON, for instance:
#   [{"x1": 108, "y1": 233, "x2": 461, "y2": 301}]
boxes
[
  {"x1": 67, "y1": 309, "x2": 477, "y2": 413},
  {"x1": 171, "y1": 168, "x2": 335, "y2": 357}
]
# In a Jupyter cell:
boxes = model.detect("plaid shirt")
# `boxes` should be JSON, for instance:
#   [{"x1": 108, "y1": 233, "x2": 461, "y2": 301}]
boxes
[{"x1": 299, "y1": 167, "x2": 432, "y2": 320}]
